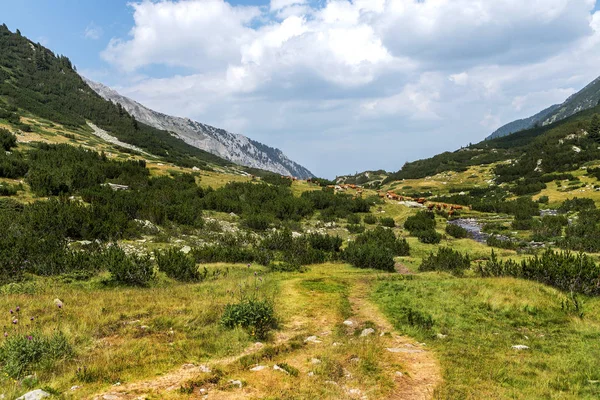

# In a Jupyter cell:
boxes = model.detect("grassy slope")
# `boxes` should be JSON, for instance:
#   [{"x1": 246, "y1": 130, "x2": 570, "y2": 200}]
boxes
[
  {"x1": 374, "y1": 275, "x2": 600, "y2": 399},
  {"x1": 2, "y1": 113, "x2": 600, "y2": 398}
]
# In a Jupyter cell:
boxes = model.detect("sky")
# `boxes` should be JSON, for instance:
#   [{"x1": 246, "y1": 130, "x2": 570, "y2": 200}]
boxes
[{"x1": 3, "y1": 0, "x2": 600, "y2": 178}]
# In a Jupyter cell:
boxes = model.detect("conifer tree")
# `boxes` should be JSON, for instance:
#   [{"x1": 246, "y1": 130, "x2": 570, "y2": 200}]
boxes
[{"x1": 589, "y1": 114, "x2": 600, "y2": 142}]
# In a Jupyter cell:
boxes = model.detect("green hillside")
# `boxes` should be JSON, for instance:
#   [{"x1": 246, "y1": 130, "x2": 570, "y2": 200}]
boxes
[{"x1": 0, "y1": 24, "x2": 231, "y2": 170}]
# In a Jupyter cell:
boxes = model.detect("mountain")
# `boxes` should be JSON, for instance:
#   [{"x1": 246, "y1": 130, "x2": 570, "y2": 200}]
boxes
[
  {"x1": 486, "y1": 75, "x2": 600, "y2": 140},
  {"x1": 0, "y1": 24, "x2": 233, "y2": 170},
  {"x1": 385, "y1": 99, "x2": 600, "y2": 184},
  {"x1": 486, "y1": 104, "x2": 560, "y2": 140},
  {"x1": 83, "y1": 79, "x2": 314, "y2": 179},
  {"x1": 542, "y1": 76, "x2": 600, "y2": 125}
]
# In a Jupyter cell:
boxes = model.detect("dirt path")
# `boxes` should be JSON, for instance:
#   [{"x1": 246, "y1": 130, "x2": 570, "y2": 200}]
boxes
[
  {"x1": 92, "y1": 271, "x2": 441, "y2": 400},
  {"x1": 349, "y1": 278, "x2": 442, "y2": 400}
]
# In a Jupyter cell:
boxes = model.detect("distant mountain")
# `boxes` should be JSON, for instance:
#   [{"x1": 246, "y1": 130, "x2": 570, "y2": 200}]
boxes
[
  {"x1": 84, "y1": 79, "x2": 314, "y2": 179},
  {"x1": 487, "y1": 104, "x2": 560, "y2": 140},
  {"x1": 542, "y1": 76, "x2": 600, "y2": 125},
  {"x1": 486, "y1": 75, "x2": 600, "y2": 140}
]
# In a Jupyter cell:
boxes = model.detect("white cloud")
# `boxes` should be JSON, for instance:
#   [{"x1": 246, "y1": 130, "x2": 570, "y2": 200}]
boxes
[
  {"x1": 84, "y1": 22, "x2": 103, "y2": 40},
  {"x1": 270, "y1": 0, "x2": 307, "y2": 12},
  {"x1": 449, "y1": 72, "x2": 469, "y2": 86},
  {"x1": 99, "y1": 0, "x2": 600, "y2": 177}
]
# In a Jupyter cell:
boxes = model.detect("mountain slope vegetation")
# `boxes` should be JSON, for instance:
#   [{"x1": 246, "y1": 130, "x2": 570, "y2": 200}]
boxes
[{"x1": 0, "y1": 24, "x2": 232, "y2": 170}]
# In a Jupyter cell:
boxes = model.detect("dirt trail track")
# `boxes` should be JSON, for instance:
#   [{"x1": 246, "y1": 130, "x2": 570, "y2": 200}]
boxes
[{"x1": 92, "y1": 273, "x2": 441, "y2": 400}]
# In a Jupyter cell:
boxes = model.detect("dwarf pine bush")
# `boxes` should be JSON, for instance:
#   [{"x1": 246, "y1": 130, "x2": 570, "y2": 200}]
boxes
[
  {"x1": 155, "y1": 247, "x2": 204, "y2": 282},
  {"x1": 105, "y1": 246, "x2": 154, "y2": 286},
  {"x1": 445, "y1": 223, "x2": 470, "y2": 239},
  {"x1": 379, "y1": 217, "x2": 396, "y2": 227},
  {"x1": 419, "y1": 247, "x2": 471, "y2": 276},
  {"x1": 477, "y1": 249, "x2": 600, "y2": 295}
]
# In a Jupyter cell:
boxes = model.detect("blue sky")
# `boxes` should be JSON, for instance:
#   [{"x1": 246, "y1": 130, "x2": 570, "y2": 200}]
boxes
[{"x1": 3, "y1": 1, "x2": 600, "y2": 178}]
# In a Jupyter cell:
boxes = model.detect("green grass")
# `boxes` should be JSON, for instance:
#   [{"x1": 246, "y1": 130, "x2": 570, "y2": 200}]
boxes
[
  {"x1": 373, "y1": 274, "x2": 600, "y2": 399},
  {"x1": 0, "y1": 264, "x2": 271, "y2": 398}
]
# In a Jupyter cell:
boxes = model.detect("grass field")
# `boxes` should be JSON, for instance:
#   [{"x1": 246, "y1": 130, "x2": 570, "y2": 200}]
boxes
[
  {"x1": 3, "y1": 114, "x2": 600, "y2": 399},
  {"x1": 374, "y1": 274, "x2": 600, "y2": 399}
]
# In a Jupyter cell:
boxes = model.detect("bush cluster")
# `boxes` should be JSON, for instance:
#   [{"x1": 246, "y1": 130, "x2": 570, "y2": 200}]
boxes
[
  {"x1": 404, "y1": 211, "x2": 441, "y2": 243},
  {"x1": 477, "y1": 250, "x2": 600, "y2": 295},
  {"x1": 343, "y1": 227, "x2": 409, "y2": 271},
  {"x1": 0, "y1": 128, "x2": 17, "y2": 151},
  {"x1": 221, "y1": 299, "x2": 276, "y2": 340},
  {"x1": 445, "y1": 223, "x2": 470, "y2": 239},
  {"x1": 558, "y1": 197, "x2": 596, "y2": 214},
  {"x1": 105, "y1": 246, "x2": 154, "y2": 286},
  {"x1": 155, "y1": 248, "x2": 204, "y2": 282},
  {"x1": 419, "y1": 247, "x2": 471, "y2": 275},
  {"x1": 379, "y1": 217, "x2": 396, "y2": 227}
]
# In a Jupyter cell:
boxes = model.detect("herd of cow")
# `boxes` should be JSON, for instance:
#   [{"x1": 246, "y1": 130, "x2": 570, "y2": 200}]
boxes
[
  {"x1": 280, "y1": 177, "x2": 468, "y2": 215},
  {"x1": 379, "y1": 190, "x2": 467, "y2": 215}
]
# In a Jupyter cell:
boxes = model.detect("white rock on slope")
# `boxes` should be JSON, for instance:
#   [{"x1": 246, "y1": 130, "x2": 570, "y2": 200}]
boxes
[{"x1": 83, "y1": 77, "x2": 313, "y2": 179}]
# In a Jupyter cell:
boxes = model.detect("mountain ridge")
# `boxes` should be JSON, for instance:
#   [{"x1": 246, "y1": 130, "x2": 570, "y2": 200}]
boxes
[
  {"x1": 486, "y1": 74, "x2": 600, "y2": 140},
  {"x1": 83, "y1": 78, "x2": 314, "y2": 179}
]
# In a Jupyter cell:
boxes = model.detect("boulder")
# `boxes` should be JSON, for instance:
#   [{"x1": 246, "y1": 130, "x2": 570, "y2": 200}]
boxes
[
  {"x1": 360, "y1": 328, "x2": 375, "y2": 337},
  {"x1": 16, "y1": 390, "x2": 51, "y2": 400}
]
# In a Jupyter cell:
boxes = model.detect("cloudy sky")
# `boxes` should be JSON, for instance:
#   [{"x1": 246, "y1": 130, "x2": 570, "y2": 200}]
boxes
[{"x1": 4, "y1": 0, "x2": 600, "y2": 178}]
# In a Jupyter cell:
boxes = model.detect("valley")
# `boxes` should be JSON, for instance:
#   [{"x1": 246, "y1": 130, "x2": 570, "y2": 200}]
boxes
[{"x1": 1, "y1": 23, "x2": 600, "y2": 400}]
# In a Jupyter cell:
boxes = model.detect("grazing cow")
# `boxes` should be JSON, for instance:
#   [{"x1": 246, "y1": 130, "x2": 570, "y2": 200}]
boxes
[
  {"x1": 417, "y1": 198, "x2": 427, "y2": 204},
  {"x1": 427, "y1": 204, "x2": 436, "y2": 210},
  {"x1": 442, "y1": 204, "x2": 448, "y2": 209},
  {"x1": 448, "y1": 210, "x2": 455, "y2": 216},
  {"x1": 436, "y1": 204, "x2": 442, "y2": 211}
]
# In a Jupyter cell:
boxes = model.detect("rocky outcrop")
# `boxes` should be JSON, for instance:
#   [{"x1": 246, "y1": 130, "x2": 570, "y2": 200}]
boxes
[{"x1": 83, "y1": 78, "x2": 314, "y2": 179}]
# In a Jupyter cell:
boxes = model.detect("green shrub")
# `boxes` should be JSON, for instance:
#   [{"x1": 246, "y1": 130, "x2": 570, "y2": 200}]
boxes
[
  {"x1": 354, "y1": 227, "x2": 410, "y2": 256},
  {"x1": 221, "y1": 299, "x2": 277, "y2": 340},
  {"x1": 105, "y1": 246, "x2": 154, "y2": 286},
  {"x1": 243, "y1": 214, "x2": 273, "y2": 231},
  {"x1": 416, "y1": 229, "x2": 442, "y2": 244},
  {"x1": 379, "y1": 217, "x2": 396, "y2": 227},
  {"x1": 561, "y1": 209, "x2": 600, "y2": 252},
  {"x1": 307, "y1": 233, "x2": 342, "y2": 252},
  {"x1": 0, "y1": 128, "x2": 17, "y2": 151},
  {"x1": 477, "y1": 250, "x2": 600, "y2": 295},
  {"x1": 537, "y1": 196, "x2": 549, "y2": 204},
  {"x1": 155, "y1": 247, "x2": 205, "y2": 282},
  {"x1": 404, "y1": 307, "x2": 434, "y2": 330},
  {"x1": 559, "y1": 197, "x2": 596, "y2": 213},
  {"x1": 0, "y1": 183, "x2": 18, "y2": 196},
  {"x1": 347, "y1": 214, "x2": 361, "y2": 224},
  {"x1": 347, "y1": 224, "x2": 366, "y2": 234},
  {"x1": 532, "y1": 215, "x2": 568, "y2": 241},
  {"x1": 343, "y1": 242, "x2": 395, "y2": 272},
  {"x1": 276, "y1": 362, "x2": 299, "y2": 377},
  {"x1": 267, "y1": 261, "x2": 306, "y2": 272},
  {"x1": 445, "y1": 223, "x2": 469, "y2": 239},
  {"x1": 363, "y1": 214, "x2": 377, "y2": 224},
  {"x1": 419, "y1": 247, "x2": 471, "y2": 275},
  {"x1": 404, "y1": 211, "x2": 435, "y2": 233},
  {"x1": 486, "y1": 236, "x2": 519, "y2": 250},
  {"x1": 0, "y1": 331, "x2": 73, "y2": 378},
  {"x1": 404, "y1": 211, "x2": 441, "y2": 243}
]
